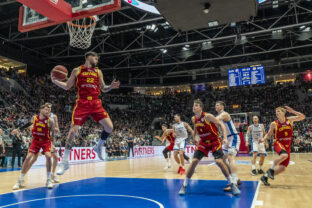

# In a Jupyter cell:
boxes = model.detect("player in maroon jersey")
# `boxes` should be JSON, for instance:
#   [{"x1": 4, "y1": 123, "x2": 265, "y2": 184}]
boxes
[
  {"x1": 51, "y1": 51, "x2": 120, "y2": 175},
  {"x1": 12, "y1": 104, "x2": 55, "y2": 189},
  {"x1": 24, "y1": 103, "x2": 61, "y2": 183},
  {"x1": 260, "y1": 106, "x2": 305, "y2": 186},
  {"x1": 155, "y1": 124, "x2": 190, "y2": 171},
  {"x1": 179, "y1": 99, "x2": 240, "y2": 196}
]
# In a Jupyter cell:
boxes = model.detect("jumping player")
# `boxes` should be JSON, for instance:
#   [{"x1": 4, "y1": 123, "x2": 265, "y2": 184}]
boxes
[
  {"x1": 12, "y1": 104, "x2": 55, "y2": 189},
  {"x1": 155, "y1": 124, "x2": 190, "y2": 170},
  {"x1": 246, "y1": 116, "x2": 267, "y2": 175},
  {"x1": 215, "y1": 101, "x2": 241, "y2": 191},
  {"x1": 260, "y1": 106, "x2": 305, "y2": 186},
  {"x1": 24, "y1": 103, "x2": 60, "y2": 183},
  {"x1": 51, "y1": 51, "x2": 120, "y2": 175},
  {"x1": 172, "y1": 114, "x2": 193, "y2": 175},
  {"x1": 179, "y1": 99, "x2": 240, "y2": 196}
]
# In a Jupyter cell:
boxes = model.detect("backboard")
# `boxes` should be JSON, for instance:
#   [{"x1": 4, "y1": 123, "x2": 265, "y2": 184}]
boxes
[{"x1": 18, "y1": 0, "x2": 121, "y2": 32}]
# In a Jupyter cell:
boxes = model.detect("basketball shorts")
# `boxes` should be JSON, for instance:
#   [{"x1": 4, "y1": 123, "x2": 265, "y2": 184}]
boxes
[
  {"x1": 274, "y1": 141, "x2": 291, "y2": 167},
  {"x1": 41, "y1": 145, "x2": 57, "y2": 155},
  {"x1": 72, "y1": 99, "x2": 109, "y2": 126},
  {"x1": 174, "y1": 138, "x2": 186, "y2": 151},
  {"x1": 223, "y1": 134, "x2": 240, "y2": 156},
  {"x1": 166, "y1": 143, "x2": 174, "y2": 151},
  {"x1": 251, "y1": 141, "x2": 267, "y2": 156},
  {"x1": 196, "y1": 138, "x2": 223, "y2": 160},
  {"x1": 29, "y1": 139, "x2": 51, "y2": 154}
]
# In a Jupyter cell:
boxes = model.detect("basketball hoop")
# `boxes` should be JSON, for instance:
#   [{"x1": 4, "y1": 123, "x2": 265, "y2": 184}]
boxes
[{"x1": 67, "y1": 16, "x2": 97, "y2": 49}]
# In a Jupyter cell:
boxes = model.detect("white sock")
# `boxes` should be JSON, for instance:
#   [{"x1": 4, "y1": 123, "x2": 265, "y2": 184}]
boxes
[
  {"x1": 64, "y1": 149, "x2": 71, "y2": 162},
  {"x1": 271, "y1": 163, "x2": 275, "y2": 170},
  {"x1": 97, "y1": 139, "x2": 105, "y2": 148},
  {"x1": 231, "y1": 173, "x2": 238, "y2": 183},
  {"x1": 252, "y1": 165, "x2": 256, "y2": 170},
  {"x1": 259, "y1": 165, "x2": 263, "y2": 170},
  {"x1": 226, "y1": 177, "x2": 232, "y2": 184},
  {"x1": 47, "y1": 172, "x2": 51, "y2": 180},
  {"x1": 183, "y1": 177, "x2": 190, "y2": 187},
  {"x1": 19, "y1": 173, "x2": 25, "y2": 180}
]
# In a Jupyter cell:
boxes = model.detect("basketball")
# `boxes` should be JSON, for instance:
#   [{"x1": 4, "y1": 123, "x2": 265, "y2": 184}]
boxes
[{"x1": 51, "y1": 65, "x2": 68, "y2": 81}]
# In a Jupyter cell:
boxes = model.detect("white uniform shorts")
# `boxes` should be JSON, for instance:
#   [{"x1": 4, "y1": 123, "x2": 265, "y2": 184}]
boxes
[
  {"x1": 252, "y1": 141, "x2": 267, "y2": 156},
  {"x1": 223, "y1": 134, "x2": 241, "y2": 156},
  {"x1": 174, "y1": 137, "x2": 186, "y2": 151}
]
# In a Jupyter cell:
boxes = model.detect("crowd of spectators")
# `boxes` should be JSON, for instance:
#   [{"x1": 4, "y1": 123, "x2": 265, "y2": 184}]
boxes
[{"x1": 0, "y1": 67, "x2": 311, "y2": 166}]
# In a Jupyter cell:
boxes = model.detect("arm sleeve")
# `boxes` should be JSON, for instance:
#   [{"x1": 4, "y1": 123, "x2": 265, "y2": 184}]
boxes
[{"x1": 19, "y1": 122, "x2": 32, "y2": 131}]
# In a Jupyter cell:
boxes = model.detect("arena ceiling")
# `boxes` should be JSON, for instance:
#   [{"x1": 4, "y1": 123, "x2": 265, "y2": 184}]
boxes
[{"x1": 0, "y1": 0, "x2": 312, "y2": 86}]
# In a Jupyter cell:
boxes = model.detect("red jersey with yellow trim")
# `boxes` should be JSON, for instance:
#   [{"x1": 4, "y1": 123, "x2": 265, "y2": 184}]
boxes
[
  {"x1": 274, "y1": 118, "x2": 293, "y2": 150},
  {"x1": 193, "y1": 112, "x2": 220, "y2": 143},
  {"x1": 31, "y1": 115, "x2": 51, "y2": 141},
  {"x1": 166, "y1": 132, "x2": 175, "y2": 144},
  {"x1": 76, "y1": 65, "x2": 101, "y2": 100}
]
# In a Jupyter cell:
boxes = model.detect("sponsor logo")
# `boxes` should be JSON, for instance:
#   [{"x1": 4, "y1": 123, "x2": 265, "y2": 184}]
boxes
[
  {"x1": 81, "y1": 84, "x2": 98, "y2": 89},
  {"x1": 134, "y1": 146, "x2": 154, "y2": 156},
  {"x1": 198, "y1": 132, "x2": 212, "y2": 138},
  {"x1": 278, "y1": 126, "x2": 291, "y2": 132}
]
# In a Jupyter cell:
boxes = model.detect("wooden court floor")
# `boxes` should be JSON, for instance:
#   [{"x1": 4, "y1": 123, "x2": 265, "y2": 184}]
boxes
[{"x1": 0, "y1": 153, "x2": 311, "y2": 208}]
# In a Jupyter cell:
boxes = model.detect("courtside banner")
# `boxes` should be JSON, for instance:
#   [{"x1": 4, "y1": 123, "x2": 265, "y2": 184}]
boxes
[
  {"x1": 133, "y1": 145, "x2": 213, "y2": 158},
  {"x1": 33, "y1": 147, "x2": 103, "y2": 165}
]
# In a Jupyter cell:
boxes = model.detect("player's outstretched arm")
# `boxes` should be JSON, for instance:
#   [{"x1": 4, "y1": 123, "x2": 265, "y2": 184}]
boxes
[
  {"x1": 99, "y1": 70, "x2": 120, "y2": 93},
  {"x1": 184, "y1": 122, "x2": 194, "y2": 136},
  {"x1": 11, "y1": 116, "x2": 34, "y2": 135},
  {"x1": 260, "y1": 122, "x2": 275, "y2": 143},
  {"x1": 51, "y1": 68, "x2": 78, "y2": 90},
  {"x1": 285, "y1": 106, "x2": 306, "y2": 123}
]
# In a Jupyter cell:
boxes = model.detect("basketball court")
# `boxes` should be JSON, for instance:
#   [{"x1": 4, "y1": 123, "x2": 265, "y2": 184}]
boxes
[
  {"x1": 0, "y1": 154, "x2": 312, "y2": 208},
  {"x1": 0, "y1": 0, "x2": 312, "y2": 207}
]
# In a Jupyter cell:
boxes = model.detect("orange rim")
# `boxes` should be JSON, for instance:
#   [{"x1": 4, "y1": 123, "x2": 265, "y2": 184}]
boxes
[{"x1": 67, "y1": 16, "x2": 96, "y2": 28}]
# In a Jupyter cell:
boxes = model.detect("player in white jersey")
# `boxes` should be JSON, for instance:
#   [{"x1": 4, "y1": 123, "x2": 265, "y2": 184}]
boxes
[
  {"x1": 25, "y1": 103, "x2": 60, "y2": 183},
  {"x1": 246, "y1": 116, "x2": 267, "y2": 175},
  {"x1": 172, "y1": 114, "x2": 194, "y2": 175},
  {"x1": 215, "y1": 101, "x2": 241, "y2": 191}
]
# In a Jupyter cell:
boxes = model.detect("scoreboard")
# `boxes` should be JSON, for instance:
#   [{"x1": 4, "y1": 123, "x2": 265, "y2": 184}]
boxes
[{"x1": 228, "y1": 66, "x2": 266, "y2": 87}]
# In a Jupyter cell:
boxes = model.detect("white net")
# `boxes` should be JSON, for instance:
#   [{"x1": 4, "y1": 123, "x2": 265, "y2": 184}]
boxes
[
  {"x1": 67, "y1": 16, "x2": 97, "y2": 49},
  {"x1": 230, "y1": 113, "x2": 248, "y2": 128}
]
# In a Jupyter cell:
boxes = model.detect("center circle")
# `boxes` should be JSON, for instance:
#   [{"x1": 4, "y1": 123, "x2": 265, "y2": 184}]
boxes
[{"x1": 2, "y1": 194, "x2": 164, "y2": 208}]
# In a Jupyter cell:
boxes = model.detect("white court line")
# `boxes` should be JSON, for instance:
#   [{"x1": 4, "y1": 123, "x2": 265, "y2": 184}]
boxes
[
  {"x1": 207, "y1": 162, "x2": 216, "y2": 166},
  {"x1": 251, "y1": 180, "x2": 261, "y2": 208},
  {"x1": 0, "y1": 177, "x2": 98, "y2": 195},
  {"x1": 0, "y1": 194, "x2": 165, "y2": 208}
]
